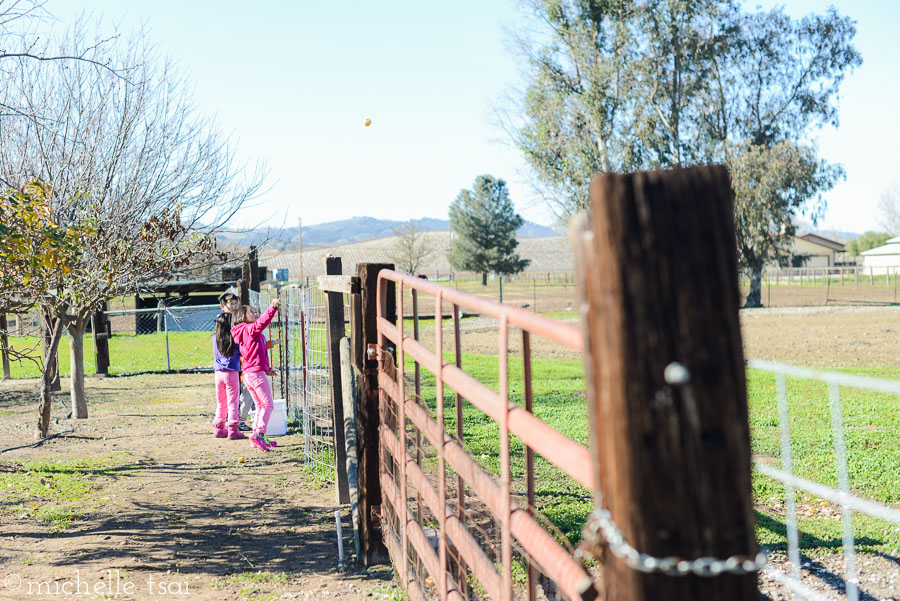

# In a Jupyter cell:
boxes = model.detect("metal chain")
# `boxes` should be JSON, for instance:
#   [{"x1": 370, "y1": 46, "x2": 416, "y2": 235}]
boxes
[{"x1": 579, "y1": 508, "x2": 767, "y2": 577}]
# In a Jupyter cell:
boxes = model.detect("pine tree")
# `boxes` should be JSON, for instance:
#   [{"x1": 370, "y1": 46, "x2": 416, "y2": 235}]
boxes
[{"x1": 448, "y1": 175, "x2": 530, "y2": 285}]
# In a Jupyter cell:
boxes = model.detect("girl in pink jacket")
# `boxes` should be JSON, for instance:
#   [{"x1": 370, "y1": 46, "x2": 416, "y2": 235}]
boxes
[{"x1": 231, "y1": 298, "x2": 281, "y2": 451}]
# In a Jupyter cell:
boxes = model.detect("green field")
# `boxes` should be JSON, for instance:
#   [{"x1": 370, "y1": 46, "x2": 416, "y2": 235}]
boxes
[
  {"x1": 3, "y1": 331, "x2": 213, "y2": 378},
  {"x1": 407, "y1": 353, "x2": 900, "y2": 555}
]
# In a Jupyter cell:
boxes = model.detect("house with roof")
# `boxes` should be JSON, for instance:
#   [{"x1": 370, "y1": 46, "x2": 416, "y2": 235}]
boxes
[
  {"x1": 784, "y1": 233, "x2": 847, "y2": 267},
  {"x1": 860, "y1": 236, "x2": 900, "y2": 275}
]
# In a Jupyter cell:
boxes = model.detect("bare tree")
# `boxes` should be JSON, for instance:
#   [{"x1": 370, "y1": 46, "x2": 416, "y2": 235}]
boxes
[
  {"x1": 0, "y1": 23, "x2": 265, "y2": 437},
  {"x1": 392, "y1": 222, "x2": 434, "y2": 275},
  {"x1": 877, "y1": 178, "x2": 900, "y2": 236}
]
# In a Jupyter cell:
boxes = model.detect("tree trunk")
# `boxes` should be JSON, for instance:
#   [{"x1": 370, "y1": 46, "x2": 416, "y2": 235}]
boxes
[
  {"x1": 744, "y1": 269, "x2": 763, "y2": 308},
  {"x1": 69, "y1": 315, "x2": 88, "y2": 419},
  {"x1": 37, "y1": 313, "x2": 67, "y2": 440},
  {"x1": 481, "y1": 272, "x2": 487, "y2": 286},
  {"x1": 41, "y1": 307, "x2": 62, "y2": 392}
]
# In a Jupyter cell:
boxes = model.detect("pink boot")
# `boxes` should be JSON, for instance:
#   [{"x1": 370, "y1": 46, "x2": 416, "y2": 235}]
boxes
[
  {"x1": 213, "y1": 421, "x2": 227, "y2": 438},
  {"x1": 227, "y1": 422, "x2": 246, "y2": 440}
]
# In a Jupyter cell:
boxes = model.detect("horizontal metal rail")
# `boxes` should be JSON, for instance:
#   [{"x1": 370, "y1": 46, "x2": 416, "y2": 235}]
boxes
[
  {"x1": 378, "y1": 319, "x2": 593, "y2": 489},
  {"x1": 381, "y1": 271, "x2": 583, "y2": 350}
]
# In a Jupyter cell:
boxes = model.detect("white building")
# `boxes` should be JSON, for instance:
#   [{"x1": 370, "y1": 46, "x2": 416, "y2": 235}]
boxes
[{"x1": 860, "y1": 237, "x2": 900, "y2": 275}]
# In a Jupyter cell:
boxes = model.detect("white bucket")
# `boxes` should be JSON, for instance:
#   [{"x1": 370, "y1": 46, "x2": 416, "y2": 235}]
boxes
[{"x1": 249, "y1": 399, "x2": 287, "y2": 436}]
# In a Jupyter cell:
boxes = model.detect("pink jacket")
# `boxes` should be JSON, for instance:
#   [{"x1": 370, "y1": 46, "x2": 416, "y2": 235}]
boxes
[{"x1": 231, "y1": 305, "x2": 277, "y2": 373}]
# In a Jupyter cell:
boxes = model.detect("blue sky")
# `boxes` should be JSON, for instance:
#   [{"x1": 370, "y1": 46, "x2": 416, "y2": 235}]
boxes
[{"x1": 49, "y1": 1, "x2": 900, "y2": 234}]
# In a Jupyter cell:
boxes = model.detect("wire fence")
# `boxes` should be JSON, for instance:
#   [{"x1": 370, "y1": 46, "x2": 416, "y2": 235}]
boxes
[
  {"x1": 1, "y1": 303, "x2": 222, "y2": 378},
  {"x1": 281, "y1": 287, "x2": 305, "y2": 422},
  {"x1": 749, "y1": 360, "x2": 900, "y2": 601},
  {"x1": 299, "y1": 285, "x2": 336, "y2": 482}
]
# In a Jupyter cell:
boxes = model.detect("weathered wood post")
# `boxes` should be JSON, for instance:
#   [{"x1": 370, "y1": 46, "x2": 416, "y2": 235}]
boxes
[
  {"x1": 355, "y1": 262, "x2": 394, "y2": 565},
  {"x1": 92, "y1": 303, "x2": 110, "y2": 376},
  {"x1": 573, "y1": 166, "x2": 758, "y2": 601},
  {"x1": 237, "y1": 279, "x2": 249, "y2": 307},
  {"x1": 324, "y1": 256, "x2": 350, "y2": 504},
  {"x1": 0, "y1": 314, "x2": 10, "y2": 379}
]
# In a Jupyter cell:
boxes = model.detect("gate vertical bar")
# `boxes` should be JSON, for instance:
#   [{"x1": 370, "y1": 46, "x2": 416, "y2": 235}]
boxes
[
  {"x1": 453, "y1": 302, "x2": 467, "y2": 597},
  {"x1": 412, "y1": 288, "x2": 423, "y2": 526},
  {"x1": 574, "y1": 166, "x2": 758, "y2": 601},
  {"x1": 522, "y1": 330, "x2": 537, "y2": 601},
  {"x1": 435, "y1": 291, "x2": 448, "y2": 601},
  {"x1": 396, "y1": 281, "x2": 409, "y2": 585},
  {"x1": 498, "y1": 313, "x2": 512, "y2": 601}
]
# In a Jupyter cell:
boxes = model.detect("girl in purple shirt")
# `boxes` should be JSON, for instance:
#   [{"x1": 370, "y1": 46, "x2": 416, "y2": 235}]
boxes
[
  {"x1": 212, "y1": 312, "x2": 245, "y2": 440},
  {"x1": 231, "y1": 298, "x2": 281, "y2": 451}
]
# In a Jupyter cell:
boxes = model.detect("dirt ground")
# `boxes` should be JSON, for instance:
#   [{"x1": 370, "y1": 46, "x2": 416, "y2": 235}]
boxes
[
  {"x1": 0, "y1": 374, "x2": 393, "y2": 601},
  {"x1": 419, "y1": 304, "x2": 900, "y2": 370},
  {"x1": 2, "y1": 305, "x2": 900, "y2": 600},
  {"x1": 739, "y1": 304, "x2": 900, "y2": 369}
]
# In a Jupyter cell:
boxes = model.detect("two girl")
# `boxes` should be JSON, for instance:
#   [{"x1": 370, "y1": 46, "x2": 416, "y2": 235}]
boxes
[{"x1": 213, "y1": 297, "x2": 281, "y2": 451}]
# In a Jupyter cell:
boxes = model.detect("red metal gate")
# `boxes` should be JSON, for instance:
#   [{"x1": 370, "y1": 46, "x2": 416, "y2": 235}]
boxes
[{"x1": 376, "y1": 270, "x2": 598, "y2": 601}]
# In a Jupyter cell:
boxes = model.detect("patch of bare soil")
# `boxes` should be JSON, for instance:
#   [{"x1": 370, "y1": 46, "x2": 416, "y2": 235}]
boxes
[
  {"x1": 740, "y1": 305, "x2": 900, "y2": 369},
  {"x1": 0, "y1": 374, "x2": 393, "y2": 601},
  {"x1": 431, "y1": 304, "x2": 900, "y2": 368},
  {"x1": 758, "y1": 553, "x2": 899, "y2": 601}
]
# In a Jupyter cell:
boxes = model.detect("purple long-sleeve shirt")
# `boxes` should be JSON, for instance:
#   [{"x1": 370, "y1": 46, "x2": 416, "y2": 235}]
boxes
[{"x1": 212, "y1": 334, "x2": 241, "y2": 371}]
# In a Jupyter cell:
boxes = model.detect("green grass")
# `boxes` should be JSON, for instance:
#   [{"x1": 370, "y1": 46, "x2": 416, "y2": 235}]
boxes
[
  {"x1": 4, "y1": 331, "x2": 213, "y2": 378},
  {"x1": 0, "y1": 455, "x2": 128, "y2": 532},
  {"x1": 219, "y1": 571, "x2": 289, "y2": 586},
  {"x1": 402, "y1": 352, "x2": 900, "y2": 555},
  {"x1": 406, "y1": 352, "x2": 591, "y2": 544},
  {"x1": 747, "y1": 368, "x2": 900, "y2": 555}
]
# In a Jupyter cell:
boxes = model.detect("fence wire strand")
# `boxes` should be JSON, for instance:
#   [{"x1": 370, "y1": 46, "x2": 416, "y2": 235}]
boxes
[{"x1": 753, "y1": 360, "x2": 900, "y2": 601}]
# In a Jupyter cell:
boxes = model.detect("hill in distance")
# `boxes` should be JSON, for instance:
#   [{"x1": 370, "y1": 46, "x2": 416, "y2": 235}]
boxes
[{"x1": 219, "y1": 216, "x2": 559, "y2": 250}]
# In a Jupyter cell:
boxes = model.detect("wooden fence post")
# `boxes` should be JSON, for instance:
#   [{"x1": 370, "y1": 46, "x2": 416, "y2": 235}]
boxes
[
  {"x1": 92, "y1": 303, "x2": 110, "y2": 376},
  {"x1": 355, "y1": 262, "x2": 394, "y2": 565},
  {"x1": 573, "y1": 166, "x2": 757, "y2": 601},
  {"x1": 237, "y1": 279, "x2": 249, "y2": 307},
  {"x1": 249, "y1": 245, "x2": 260, "y2": 293},
  {"x1": 0, "y1": 314, "x2": 10, "y2": 380},
  {"x1": 325, "y1": 256, "x2": 350, "y2": 504}
]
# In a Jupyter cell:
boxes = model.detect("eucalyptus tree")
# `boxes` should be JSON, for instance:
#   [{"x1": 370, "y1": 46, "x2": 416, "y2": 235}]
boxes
[
  {"x1": 0, "y1": 24, "x2": 265, "y2": 436},
  {"x1": 512, "y1": 0, "x2": 860, "y2": 306},
  {"x1": 704, "y1": 6, "x2": 860, "y2": 305}
]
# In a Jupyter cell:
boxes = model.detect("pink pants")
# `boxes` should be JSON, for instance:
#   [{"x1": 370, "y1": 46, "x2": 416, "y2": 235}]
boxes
[
  {"x1": 214, "y1": 370, "x2": 240, "y2": 426},
  {"x1": 243, "y1": 370, "x2": 274, "y2": 435}
]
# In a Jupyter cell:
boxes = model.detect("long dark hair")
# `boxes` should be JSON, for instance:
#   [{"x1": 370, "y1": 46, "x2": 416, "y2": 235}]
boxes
[
  {"x1": 233, "y1": 304, "x2": 253, "y2": 325},
  {"x1": 215, "y1": 312, "x2": 237, "y2": 356}
]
